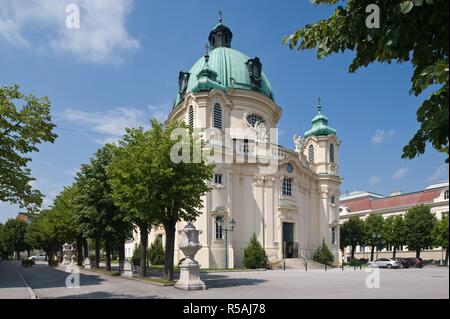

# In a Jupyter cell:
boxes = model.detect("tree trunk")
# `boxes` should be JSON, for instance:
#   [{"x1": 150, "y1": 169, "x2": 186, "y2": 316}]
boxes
[
  {"x1": 16, "y1": 251, "x2": 20, "y2": 260},
  {"x1": 105, "y1": 242, "x2": 111, "y2": 271},
  {"x1": 370, "y1": 245, "x2": 375, "y2": 261},
  {"x1": 444, "y1": 247, "x2": 449, "y2": 265},
  {"x1": 351, "y1": 245, "x2": 356, "y2": 259},
  {"x1": 83, "y1": 239, "x2": 89, "y2": 258},
  {"x1": 139, "y1": 224, "x2": 148, "y2": 277},
  {"x1": 416, "y1": 249, "x2": 421, "y2": 258},
  {"x1": 393, "y1": 246, "x2": 397, "y2": 259},
  {"x1": 47, "y1": 251, "x2": 53, "y2": 265},
  {"x1": 118, "y1": 238, "x2": 125, "y2": 263},
  {"x1": 77, "y1": 237, "x2": 83, "y2": 266},
  {"x1": 94, "y1": 237, "x2": 100, "y2": 269},
  {"x1": 163, "y1": 221, "x2": 176, "y2": 281}
]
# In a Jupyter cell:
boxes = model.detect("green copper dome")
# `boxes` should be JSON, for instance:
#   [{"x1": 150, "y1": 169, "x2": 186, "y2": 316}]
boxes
[
  {"x1": 173, "y1": 23, "x2": 274, "y2": 107},
  {"x1": 304, "y1": 102, "x2": 336, "y2": 138}
]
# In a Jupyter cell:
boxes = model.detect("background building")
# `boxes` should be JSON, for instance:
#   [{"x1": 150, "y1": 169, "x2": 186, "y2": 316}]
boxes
[{"x1": 339, "y1": 180, "x2": 449, "y2": 260}]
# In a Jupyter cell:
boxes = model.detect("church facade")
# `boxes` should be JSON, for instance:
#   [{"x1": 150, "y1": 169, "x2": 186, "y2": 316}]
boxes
[{"x1": 127, "y1": 19, "x2": 342, "y2": 268}]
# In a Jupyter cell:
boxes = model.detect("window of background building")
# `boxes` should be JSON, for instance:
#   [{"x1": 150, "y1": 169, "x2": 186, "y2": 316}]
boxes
[
  {"x1": 282, "y1": 178, "x2": 292, "y2": 196},
  {"x1": 214, "y1": 173, "x2": 223, "y2": 185},
  {"x1": 215, "y1": 216, "x2": 224, "y2": 240}
]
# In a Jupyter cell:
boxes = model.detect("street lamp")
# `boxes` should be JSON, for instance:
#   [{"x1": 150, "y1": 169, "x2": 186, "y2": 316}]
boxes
[
  {"x1": 217, "y1": 218, "x2": 236, "y2": 269},
  {"x1": 372, "y1": 232, "x2": 381, "y2": 260}
]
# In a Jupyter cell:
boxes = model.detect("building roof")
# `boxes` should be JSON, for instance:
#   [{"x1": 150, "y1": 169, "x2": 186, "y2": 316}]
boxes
[
  {"x1": 173, "y1": 23, "x2": 274, "y2": 107},
  {"x1": 304, "y1": 101, "x2": 336, "y2": 138},
  {"x1": 340, "y1": 181, "x2": 448, "y2": 213}
]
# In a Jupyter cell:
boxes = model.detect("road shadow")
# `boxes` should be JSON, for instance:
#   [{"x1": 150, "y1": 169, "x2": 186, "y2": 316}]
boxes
[
  {"x1": 53, "y1": 291, "x2": 169, "y2": 299},
  {"x1": 201, "y1": 273, "x2": 266, "y2": 288},
  {"x1": 19, "y1": 263, "x2": 105, "y2": 289}
]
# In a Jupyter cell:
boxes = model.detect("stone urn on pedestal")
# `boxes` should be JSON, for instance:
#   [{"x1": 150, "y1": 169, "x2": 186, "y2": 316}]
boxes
[
  {"x1": 62, "y1": 243, "x2": 71, "y2": 266},
  {"x1": 175, "y1": 223, "x2": 206, "y2": 290}
]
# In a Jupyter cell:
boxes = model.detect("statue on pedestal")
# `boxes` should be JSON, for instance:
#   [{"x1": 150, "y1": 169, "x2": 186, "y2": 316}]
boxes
[
  {"x1": 293, "y1": 134, "x2": 305, "y2": 154},
  {"x1": 175, "y1": 223, "x2": 206, "y2": 290}
]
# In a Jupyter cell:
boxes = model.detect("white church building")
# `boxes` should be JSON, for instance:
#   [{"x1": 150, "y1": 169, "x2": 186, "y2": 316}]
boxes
[{"x1": 126, "y1": 18, "x2": 342, "y2": 268}]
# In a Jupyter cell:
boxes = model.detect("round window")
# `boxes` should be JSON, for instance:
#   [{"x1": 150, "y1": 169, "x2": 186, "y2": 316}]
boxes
[{"x1": 246, "y1": 114, "x2": 265, "y2": 126}]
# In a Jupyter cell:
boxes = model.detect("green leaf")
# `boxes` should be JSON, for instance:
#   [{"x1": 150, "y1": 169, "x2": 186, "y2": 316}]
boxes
[{"x1": 400, "y1": 1, "x2": 414, "y2": 14}]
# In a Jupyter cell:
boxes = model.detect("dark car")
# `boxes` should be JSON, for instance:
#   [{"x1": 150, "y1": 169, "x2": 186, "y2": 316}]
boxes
[
  {"x1": 405, "y1": 257, "x2": 424, "y2": 268},
  {"x1": 393, "y1": 258, "x2": 410, "y2": 268}
]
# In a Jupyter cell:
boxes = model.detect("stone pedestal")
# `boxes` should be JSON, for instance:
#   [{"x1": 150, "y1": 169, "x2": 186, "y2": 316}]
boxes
[
  {"x1": 121, "y1": 259, "x2": 134, "y2": 278},
  {"x1": 175, "y1": 223, "x2": 206, "y2": 291},
  {"x1": 83, "y1": 257, "x2": 91, "y2": 269}
]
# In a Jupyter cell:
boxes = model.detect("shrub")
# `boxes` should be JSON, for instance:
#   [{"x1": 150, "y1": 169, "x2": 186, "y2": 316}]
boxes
[
  {"x1": 244, "y1": 233, "x2": 268, "y2": 269},
  {"x1": 148, "y1": 237, "x2": 164, "y2": 265},
  {"x1": 132, "y1": 245, "x2": 141, "y2": 267},
  {"x1": 313, "y1": 239, "x2": 335, "y2": 266},
  {"x1": 349, "y1": 258, "x2": 362, "y2": 267},
  {"x1": 21, "y1": 259, "x2": 35, "y2": 268}
]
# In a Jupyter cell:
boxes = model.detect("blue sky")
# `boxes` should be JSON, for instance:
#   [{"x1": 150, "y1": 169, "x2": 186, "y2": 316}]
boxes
[{"x1": 0, "y1": 0, "x2": 448, "y2": 222}]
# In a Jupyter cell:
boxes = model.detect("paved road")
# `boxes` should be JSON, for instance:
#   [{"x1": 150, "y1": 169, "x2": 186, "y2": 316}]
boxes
[
  {"x1": 2, "y1": 260, "x2": 448, "y2": 299},
  {"x1": 0, "y1": 260, "x2": 34, "y2": 299}
]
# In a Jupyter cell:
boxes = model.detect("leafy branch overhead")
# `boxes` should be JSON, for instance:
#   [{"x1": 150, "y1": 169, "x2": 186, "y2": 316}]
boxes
[
  {"x1": 284, "y1": 0, "x2": 449, "y2": 161},
  {"x1": 0, "y1": 85, "x2": 57, "y2": 209}
]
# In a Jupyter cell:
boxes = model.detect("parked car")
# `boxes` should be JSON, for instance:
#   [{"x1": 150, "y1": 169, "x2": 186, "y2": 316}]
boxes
[
  {"x1": 358, "y1": 258, "x2": 369, "y2": 264},
  {"x1": 29, "y1": 254, "x2": 47, "y2": 261},
  {"x1": 368, "y1": 258, "x2": 401, "y2": 269},
  {"x1": 393, "y1": 258, "x2": 410, "y2": 268},
  {"x1": 405, "y1": 257, "x2": 424, "y2": 268}
]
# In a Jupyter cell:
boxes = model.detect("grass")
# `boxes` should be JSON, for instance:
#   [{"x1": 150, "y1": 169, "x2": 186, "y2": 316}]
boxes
[
  {"x1": 86, "y1": 267, "x2": 121, "y2": 276},
  {"x1": 149, "y1": 264, "x2": 260, "y2": 273}
]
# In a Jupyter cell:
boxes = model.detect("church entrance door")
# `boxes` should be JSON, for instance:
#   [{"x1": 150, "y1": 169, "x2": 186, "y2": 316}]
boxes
[{"x1": 282, "y1": 222, "x2": 295, "y2": 258}]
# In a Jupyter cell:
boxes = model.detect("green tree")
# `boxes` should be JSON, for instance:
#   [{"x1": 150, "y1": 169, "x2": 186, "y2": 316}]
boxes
[
  {"x1": 364, "y1": 214, "x2": 384, "y2": 261},
  {"x1": 244, "y1": 233, "x2": 268, "y2": 269},
  {"x1": 0, "y1": 219, "x2": 30, "y2": 259},
  {"x1": 382, "y1": 215, "x2": 407, "y2": 258},
  {"x1": 75, "y1": 144, "x2": 133, "y2": 271},
  {"x1": 432, "y1": 214, "x2": 448, "y2": 264},
  {"x1": 148, "y1": 237, "x2": 165, "y2": 265},
  {"x1": 313, "y1": 239, "x2": 335, "y2": 266},
  {"x1": 404, "y1": 204, "x2": 437, "y2": 258},
  {"x1": 284, "y1": 1, "x2": 449, "y2": 162},
  {"x1": 107, "y1": 128, "x2": 157, "y2": 276},
  {"x1": 108, "y1": 119, "x2": 213, "y2": 280},
  {"x1": 0, "y1": 85, "x2": 57, "y2": 209},
  {"x1": 340, "y1": 216, "x2": 365, "y2": 259}
]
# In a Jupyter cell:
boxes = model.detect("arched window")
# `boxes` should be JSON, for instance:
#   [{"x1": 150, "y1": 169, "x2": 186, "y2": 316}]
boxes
[
  {"x1": 331, "y1": 227, "x2": 336, "y2": 245},
  {"x1": 215, "y1": 216, "x2": 224, "y2": 240},
  {"x1": 188, "y1": 105, "x2": 194, "y2": 128},
  {"x1": 308, "y1": 145, "x2": 315, "y2": 163},
  {"x1": 444, "y1": 190, "x2": 449, "y2": 200},
  {"x1": 329, "y1": 143, "x2": 335, "y2": 163},
  {"x1": 213, "y1": 103, "x2": 222, "y2": 129}
]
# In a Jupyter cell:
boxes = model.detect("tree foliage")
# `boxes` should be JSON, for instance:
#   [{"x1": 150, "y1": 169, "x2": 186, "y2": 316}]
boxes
[
  {"x1": 284, "y1": 0, "x2": 449, "y2": 161},
  {"x1": 75, "y1": 144, "x2": 132, "y2": 270},
  {"x1": 313, "y1": 238, "x2": 335, "y2": 266},
  {"x1": 244, "y1": 233, "x2": 268, "y2": 269},
  {"x1": 340, "y1": 216, "x2": 365, "y2": 258},
  {"x1": 0, "y1": 85, "x2": 57, "y2": 209},
  {"x1": 108, "y1": 119, "x2": 213, "y2": 280},
  {"x1": 382, "y1": 215, "x2": 407, "y2": 257},
  {"x1": 0, "y1": 218, "x2": 30, "y2": 259},
  {"x1": 148, "y1": 237, "x2": 165, "y2": 265},
  {"x1": 364, "y1": 213, "x2": 384, "y2": 260},
  {"x1": 404, "y1": 204, "x2": 437, "y2": 257},
  {"x1": 432, "y1": 214, "x2": 448, "y2": 262}
]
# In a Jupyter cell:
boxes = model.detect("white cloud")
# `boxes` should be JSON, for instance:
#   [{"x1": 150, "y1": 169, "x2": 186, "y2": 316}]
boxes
[
  {"x1": 60, "y1": 103, "x2": 171, "y2": 144},
  {"x1": 372, "y1": 129, "x2": 396, "y2": 144},
  {"x1": 61, "y1": 107, "x2": 148, "y2": 143},
  {"x1": 369, "y1": 176, "x2": 382, "y2": 184},
  {"x1": 393, "y1": 168, "x2": 409, "y2": 180},
  {"x1": 0, "y1": 0, "x2": 139, "y2": 64},
  {"x1": 427, "y1": 164, "x2": 449, "y2": 183}
]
